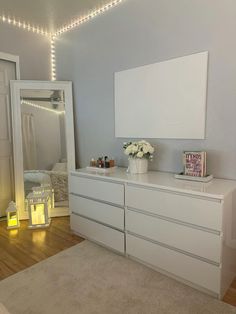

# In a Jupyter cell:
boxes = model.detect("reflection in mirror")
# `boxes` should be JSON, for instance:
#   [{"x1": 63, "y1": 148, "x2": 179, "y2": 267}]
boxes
[
  {"x1": 20, "y1": 89, "x2": 68, "y2": 213},
  {"x1": 11, "y1": 81, "x2": 75, "y2": 220}
]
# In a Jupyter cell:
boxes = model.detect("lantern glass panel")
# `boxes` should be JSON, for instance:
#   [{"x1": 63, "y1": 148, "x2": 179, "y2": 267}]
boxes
[
  {"x1": 6, "y1": 201, "x2": 20, "y2": 229},
  {"x1": 27, "y1": 191, "x2": 51, "y2": 228},
  {"x1": 8, "y1": 213, "x2": 18, "y2": 227},
  {"x1": 31, "y1": 204, "x2": 46, "y2": 225}
]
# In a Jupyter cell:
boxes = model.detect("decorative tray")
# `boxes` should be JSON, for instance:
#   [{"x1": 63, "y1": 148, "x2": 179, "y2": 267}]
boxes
[
  {"x1": 174, "y1": 173, "x2": 213, "y2": 183},
  {"x1": 86, "y1": 166, "x2": 117, "y2": 173}
]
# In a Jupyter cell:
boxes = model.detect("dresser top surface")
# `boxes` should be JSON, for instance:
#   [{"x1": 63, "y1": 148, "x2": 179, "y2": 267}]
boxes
[{"x1": 71, "y1": 168, "x2": 236, "y2": 199}]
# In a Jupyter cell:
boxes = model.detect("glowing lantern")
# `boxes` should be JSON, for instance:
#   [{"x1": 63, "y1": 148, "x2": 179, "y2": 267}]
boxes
[
  {"x1": 6, "y1": 201, "x2": 20, "y2": 229},
  {"x1": 40, "y1": 184, "x2": 55, "y2": 209},
  {"x1": 27, "y1": 191, "x2": 51, "y2": 228},
  {"x1": 32, "y1": 184, "x2": 54, "y2": 210}
]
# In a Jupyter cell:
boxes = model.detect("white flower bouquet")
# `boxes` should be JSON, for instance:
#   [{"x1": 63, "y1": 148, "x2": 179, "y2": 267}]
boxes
[{"x1": 123, "y1": 140, "x2": 155, "y2": 160}]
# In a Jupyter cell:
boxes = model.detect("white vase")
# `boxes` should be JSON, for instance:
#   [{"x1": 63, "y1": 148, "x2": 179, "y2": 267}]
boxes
[{"x1": 128, "y1": 158, "x2": 148, "y2": 174}]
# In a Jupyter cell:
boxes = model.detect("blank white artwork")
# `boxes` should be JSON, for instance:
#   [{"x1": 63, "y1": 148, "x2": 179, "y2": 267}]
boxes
[{"x1": 114, "y1": 51, "x2": 208, "y2": 139}]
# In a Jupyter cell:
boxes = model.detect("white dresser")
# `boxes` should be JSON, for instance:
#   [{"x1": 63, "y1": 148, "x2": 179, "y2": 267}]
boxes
[{"x1": 69, "y1": 168, "x2": 236, "y2": 299}]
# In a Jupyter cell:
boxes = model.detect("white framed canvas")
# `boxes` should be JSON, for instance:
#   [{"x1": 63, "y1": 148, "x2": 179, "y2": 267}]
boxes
[{"x1": 115, "y1": 51, "x2": 208, "y2": 139}]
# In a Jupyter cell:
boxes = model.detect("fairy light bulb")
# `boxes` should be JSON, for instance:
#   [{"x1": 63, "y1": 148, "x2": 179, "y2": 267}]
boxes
[
  {"x1": 21, "y1": 100, "x2": 64, "y2": 114},
  {"x1": 0, "y1": 14, "x2": 51, "y2": 37},
  {"x1": 50, "y1": 36, "x2": 57, "y2": 81}
]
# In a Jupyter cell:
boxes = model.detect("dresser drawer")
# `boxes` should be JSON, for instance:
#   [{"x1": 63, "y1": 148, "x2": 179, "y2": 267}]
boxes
[
  {"x1": 126, "y1": 185, "x2": 222, "y2": 231},
  {"x1": 70, "y1": 194, "x2": 124, "y2": 230},
  {"x1": 126, "y1": 234, "x2": 220, "y2": 294},
  {"x1": 126, "y1": 209, "x2": 221, "y2": 263},
  {"x1": 70, "y1": 175, "x2": 124, "y2": 206},
  {"x1": 71, "y1": 214, "x2": 124, "y2": 253}
]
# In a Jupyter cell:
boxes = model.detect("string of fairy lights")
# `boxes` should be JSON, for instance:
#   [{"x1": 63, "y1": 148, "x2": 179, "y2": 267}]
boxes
[
  {"x1": 54, "y1": 0, "x2": 123, "y2": 36},
  {"x1": 50, "y1": 36, "x2": 56, "y2": 81},
  {"x1": 0, "y1": 0, "x2": 124, "y2": 81},
  {"x1": 0, "y1": 15, "x2": 50, "y2": 36},
  {"x1": 21, "y1": 100, "x2": 65, "y2": 114}
]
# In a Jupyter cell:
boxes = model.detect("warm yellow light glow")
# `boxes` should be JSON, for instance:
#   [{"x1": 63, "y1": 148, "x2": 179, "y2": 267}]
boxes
[
  {"x1": 0, "y1": 15, "x2": 50, "y2": 36},
  {"x1": 27, "y1": 191, "x2": 51, "y2": 228},
  {"x1": 9, "y1": 229, "x2": 19, "y2": 236},
  {"x1": 8, "y1": 216, "x2": 17, "y2": 227},
  {"x1": 55, "y1": 0, "x2": 124, "y2": 36},
  {"x1": 32, "y1": 230, "x2": 46, "y2": 244},
  {"x1": 0, "y1": 0, "x2": 124, "y2": 38},
  {"x1": 41, "y1": 186, "x2": 55, "y2": 209},
  {"x1": 31, "y1": 204, "x2": 46, "y2": 225},
  {"x1": 50, "y1": 37, "x2": 57, "y2": 81},
  {"x1": 6, "y1": 202, "x2": 20, "y2": 229}
]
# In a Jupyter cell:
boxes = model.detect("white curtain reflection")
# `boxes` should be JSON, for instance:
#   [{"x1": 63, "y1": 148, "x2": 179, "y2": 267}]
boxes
[{"x1": 22, "y1": 113, "x2": 37, "y2": 170}]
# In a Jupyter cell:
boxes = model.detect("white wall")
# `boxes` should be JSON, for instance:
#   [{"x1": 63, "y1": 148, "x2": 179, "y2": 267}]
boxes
[
  {"x1": 0, "y1": 23, "x2": 50, "y2": 80},
  {"x1": 56, "y1": 0, "x2": 236, "y2": 179}
]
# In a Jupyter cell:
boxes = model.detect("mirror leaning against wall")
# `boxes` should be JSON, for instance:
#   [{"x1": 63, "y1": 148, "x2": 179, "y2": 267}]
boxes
[{"x1": 10, "y1": 80, "x2": 75, "y2": 220}]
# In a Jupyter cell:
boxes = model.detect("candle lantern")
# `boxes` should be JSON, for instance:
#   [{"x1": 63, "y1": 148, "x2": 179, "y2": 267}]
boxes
[
  {"x1": 32, "y1": 184, "x2": 54, "y2": 210},
  {"x1": 6, "y1": 201, "x2": 20, "y2": 229},
  {"x1": 41, "y1": 184, "x2": 55, "y2": 209},
  {"x1": 27, "y1": 191, "x2": 51, "y2": 228},
  {"x1": 31, "y1": 186, "x2": 44, "y2": 195}
]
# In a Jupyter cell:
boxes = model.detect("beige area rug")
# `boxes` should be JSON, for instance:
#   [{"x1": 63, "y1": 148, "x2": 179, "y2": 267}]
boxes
[{"x1": 0, "y1": 241, "x2": 236, "y2": 314}]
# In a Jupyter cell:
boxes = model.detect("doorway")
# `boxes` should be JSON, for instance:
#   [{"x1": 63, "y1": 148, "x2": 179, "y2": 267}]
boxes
[{"x1": 0, "y1": 52, "x2": 20, "y2": 217}]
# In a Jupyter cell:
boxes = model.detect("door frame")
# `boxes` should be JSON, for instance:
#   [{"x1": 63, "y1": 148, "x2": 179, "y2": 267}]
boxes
[
  {"x1": 0, "y1": 52, "x2": 20, "y2": 79},
  {"x1": 0, "y1": 52, "x2": 20, "y2": 217}
]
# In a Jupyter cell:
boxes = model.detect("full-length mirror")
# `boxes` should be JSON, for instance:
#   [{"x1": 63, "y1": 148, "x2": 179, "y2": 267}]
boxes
[{"x1": 11, "y1": 81, "x2": 75, "y2": 220}]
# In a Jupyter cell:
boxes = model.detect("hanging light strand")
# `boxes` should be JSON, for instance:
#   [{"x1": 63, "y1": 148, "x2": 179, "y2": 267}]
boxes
[
  {"x1": 0, "y1": 0, "x2": 124, "y2": 81},
  {"x1": 0, "y1": 0, "x2": 124, "y2": 37},
  {"x1": 0, "y1": 15, "x2": 51, "y2": 36},
  {"x1": 55, "y1": 0, "x2": 124, "y2": 36},
  {"x1": 50, "y1": 36, "x2": 57, "y2": 81},
  {"x1": 21, "y1": 100, "x2": 65, "y2": 114}
]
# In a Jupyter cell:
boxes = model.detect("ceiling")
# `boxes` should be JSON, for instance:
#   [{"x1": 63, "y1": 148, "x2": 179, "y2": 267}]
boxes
[{"x1": 0, "y1": 0, "x2": 113, "y2": 33}]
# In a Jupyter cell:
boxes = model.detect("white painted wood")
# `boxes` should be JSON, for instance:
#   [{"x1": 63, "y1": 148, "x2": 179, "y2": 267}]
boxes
[
  {"x1": 115, "y1": 51, "x2": 208, "y2": 139},
  {"x1": 126, "y1": 234, "x2": 221, "y2": 294},
  {"x1": 220, "y1": 192, "x2": 236, "y2": 298},
  {"x1": 0, "y1": 52, "x2": 20, "y2": 217},
  {"x1": 11, "y1": 80, "x2": 75, "y2": 219},
  {"x1": 69, "y1": 167, "x2": 236, "y2": 299},
  {"x1": 70, "y1": 213, "x2": 124, "y2": 253},
  {"x1": 0, "y1": 61, "x2": 15, "y2": 216},
  {"x1": 70, "y1": 174, "x2": 124, "y2": 206},
  {"x1": 126, "y1": 184, "x2": 222, "y2": 231},
  {"x1": 0, "y1": 52, "x2": 20, "y2": 80},
  {"x1": 126, "y1": 209, "x2": 221, "y2": 263},
  {"x1": 70, "y1": 194, "x2": 124, "y2": 230},
  {"x1": 74, "y1": 168, "x2": 236, "y2": 200}
]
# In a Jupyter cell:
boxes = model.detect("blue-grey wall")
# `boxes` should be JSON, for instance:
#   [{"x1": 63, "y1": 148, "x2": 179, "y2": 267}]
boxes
[
  {"x1": 0, "y1": 23, "x2": 51, "y2": 80},
  {"x1": 56, "y1": 0, "x2": 236, "y2": 179}
]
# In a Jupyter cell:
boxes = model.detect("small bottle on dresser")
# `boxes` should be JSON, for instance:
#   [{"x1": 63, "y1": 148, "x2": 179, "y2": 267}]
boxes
[
  {"x1": 90, "y1": 158, "x2": 96, "y2": 167},
  {"x1": 104, "y1": 156, "x2": 110, "y2": 168},
  {"x1": 109, "y1": 158, "x2": 115, "y2": 168}
]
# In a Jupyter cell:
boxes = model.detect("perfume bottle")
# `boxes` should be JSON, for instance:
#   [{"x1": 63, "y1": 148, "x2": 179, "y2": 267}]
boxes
[
  {"x1": 104, "y1": 156, "x2": 110, "y2": 168},
  {"x1": 109, "y1": 158, "x2": 115, "y2": 168},
  {"x1": 97, "y1": 157, "x2": 103, "y2": 168},
  {"x1": 90, "y1": 158, "x2": 96, "y2": 167}
]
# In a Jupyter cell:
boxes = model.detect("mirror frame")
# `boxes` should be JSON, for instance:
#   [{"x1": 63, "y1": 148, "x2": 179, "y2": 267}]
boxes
[{"x1": 10, "y1": 80, "x2": 75, "y2": 219}]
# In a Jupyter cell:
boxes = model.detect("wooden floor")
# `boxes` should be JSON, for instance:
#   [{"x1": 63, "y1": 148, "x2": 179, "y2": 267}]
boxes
[
  {"x1": 223, "y1": 280, "x2": 236, "y2": 306},
  {"x1": 0, "y1": 216, "x2": 235, "y2": 307},
  {"x1": 0, "y1": 217, "x2": 84, "y2": 281}
]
